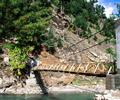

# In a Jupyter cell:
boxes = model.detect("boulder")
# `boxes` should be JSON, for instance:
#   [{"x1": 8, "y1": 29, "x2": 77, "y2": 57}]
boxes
[
  {"x1": 0, "y1": 78, "x2": 2, "y2": 84},
  {"x1": 0, "y1": 82, "x2": 12, "y2": 89}
]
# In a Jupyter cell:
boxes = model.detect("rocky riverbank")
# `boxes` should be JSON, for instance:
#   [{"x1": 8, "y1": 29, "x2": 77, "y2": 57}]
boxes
[
  {"x1": 0, "y1": 71, "x2": 105, "y2": 95},
  {"x1": 0, "y1": 85, "x2": 98, "y2": 95},
  {"x1": 0, "y1": 71, "x2": 120, "y2": 100},
  {"x1": 95, "y1": 90, "x2": 120, "y2": 100},
  {"x1": 0, "y1": 84, "x2": 120, "y2": 100},
  {"x1": 0, "y1": 77, "x2": 105, "y2": 95}
]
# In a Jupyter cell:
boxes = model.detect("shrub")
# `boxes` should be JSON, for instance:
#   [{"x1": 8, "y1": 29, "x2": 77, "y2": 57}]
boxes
[{"x1": 3, "y1": 43, "x2": 34, "y2": 75}]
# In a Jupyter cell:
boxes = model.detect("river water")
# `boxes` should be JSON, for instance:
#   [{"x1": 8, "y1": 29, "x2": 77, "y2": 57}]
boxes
[{"x1": 0, "y1": 93, "x2": 94, "y2": 100}]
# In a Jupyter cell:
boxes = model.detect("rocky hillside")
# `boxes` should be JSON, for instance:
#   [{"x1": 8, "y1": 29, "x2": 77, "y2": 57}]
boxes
[
  {"x1": 36, "y1": 10, "x2": 115, "y2": 87},
  {"x1": 50, "y1": 10, "x2": 115, "y2": 64}
]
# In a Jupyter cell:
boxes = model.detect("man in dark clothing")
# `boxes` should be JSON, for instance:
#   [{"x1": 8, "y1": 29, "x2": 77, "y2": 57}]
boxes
[
  {"x1": 27, "y1": 56, "x2": 37, "y2": 68},
  {"x1": 26, "y1": 53, "x2": 37, "y2": 76}
]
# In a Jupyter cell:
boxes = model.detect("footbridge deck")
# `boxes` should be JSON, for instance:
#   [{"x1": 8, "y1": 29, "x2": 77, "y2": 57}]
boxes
[{"x1": 33, "y1": 62, "x2": 114, "y2": 76}]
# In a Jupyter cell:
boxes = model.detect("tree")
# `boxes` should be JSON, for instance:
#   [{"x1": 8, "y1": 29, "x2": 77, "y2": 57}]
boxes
[
  {"x1": 59, "y1": 0, "x2": 114, "y2": 38},
  {"x1": 0, "y1": 0, "x2": 55, "y2": 72},
  {"x1": 0, "y1": 0, "x2": 53, "y2": 45}
]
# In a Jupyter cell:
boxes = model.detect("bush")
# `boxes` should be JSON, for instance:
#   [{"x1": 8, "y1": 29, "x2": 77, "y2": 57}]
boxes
[
  {"x1": 3, "y1": 43, "x2": 34, "y2": 75},
  {"x1": 106, "y1": 48, "x2": 116, "y2": 60}
]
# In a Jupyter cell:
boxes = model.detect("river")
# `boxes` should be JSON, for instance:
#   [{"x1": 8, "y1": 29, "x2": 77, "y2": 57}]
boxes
[{"x1": 0, "y1": 93, "x2": 94, "y2": 100}]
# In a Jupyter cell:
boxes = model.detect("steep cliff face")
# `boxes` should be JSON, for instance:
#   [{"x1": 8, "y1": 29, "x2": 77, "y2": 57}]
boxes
[{"x1": 50, "y1": 10, "x2": 115, "y2": 64}]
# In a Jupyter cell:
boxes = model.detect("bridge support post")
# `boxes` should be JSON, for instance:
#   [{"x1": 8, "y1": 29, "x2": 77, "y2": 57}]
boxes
[
  {"x1": 116, "y1": 20, "x2": 120, "y2": 73},
  {"x1": 106, "y1": 20, "x2": 120, "y2": 90},
  {"x1": 106, "y1": 74, "x2": 120, "y2": 90}
]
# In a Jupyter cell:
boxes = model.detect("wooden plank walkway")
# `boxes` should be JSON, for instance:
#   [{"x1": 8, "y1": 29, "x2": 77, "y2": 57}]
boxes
[{"x1": 33, "y1": 62, "x2": 113, "y2": 76}]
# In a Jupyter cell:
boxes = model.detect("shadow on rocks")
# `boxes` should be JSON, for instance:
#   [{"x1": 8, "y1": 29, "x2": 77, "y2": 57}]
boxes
[{"x1": 34, "y1": 71, "x2": 48, "y2": 95}]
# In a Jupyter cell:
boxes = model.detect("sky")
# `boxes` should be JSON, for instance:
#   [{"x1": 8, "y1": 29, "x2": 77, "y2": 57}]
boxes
[{"x1": 97, "y1": 0, "x2": 120, "y2": 17}]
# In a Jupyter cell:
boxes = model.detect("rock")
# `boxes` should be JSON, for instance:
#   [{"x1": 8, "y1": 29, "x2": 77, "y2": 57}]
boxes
[
  {"x1": 0, "y1": 78, "x2": 2, "y2": 84},
  {"x1": 111, "y1": 90, "x2": 120, "y2": 97},
  {"x1": 60, "y1": 74, "x2": 75, "y2": 85},
  {"x1": 44, "y1": 74, "x2": 75, "y2": 86},
  {"x1": 26, "y1": 78, "x2": 37, "y2": 86},
  {"x1": 3, "y1": 56, "x2": 9, "y2": 64},
  {"x1": 0, "y1": 82, "x2": 12, "y2": 89},
  {"x1": 5, "y1": 86, "x2": 17, "y2": 94},
  {"x1": 94, "y1": 94, "x2": 106, "y2": 100},
  {"x1": 2, "y1": 76, "x2": 14, "y2": 84}
]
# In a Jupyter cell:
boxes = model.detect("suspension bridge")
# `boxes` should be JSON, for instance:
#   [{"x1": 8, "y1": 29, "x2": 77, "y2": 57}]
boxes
[{"x1": 33, "y1": 29, "x2": 115, "y2": 76}]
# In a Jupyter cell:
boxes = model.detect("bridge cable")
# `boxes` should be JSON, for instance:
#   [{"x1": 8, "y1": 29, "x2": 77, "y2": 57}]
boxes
[
  {"x1": 64, "y1": 28, "x2": 104, "y2": 51},
  {"x1": 59, "y1": 28, "x2": 104, "y2": 58},
  {"x1": 69, "y1": 38, "x2": 108, "y2": 56}
]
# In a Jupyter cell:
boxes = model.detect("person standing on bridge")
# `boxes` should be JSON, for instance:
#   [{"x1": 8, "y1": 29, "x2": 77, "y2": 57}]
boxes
[{"x1": 26, "y1": 52, "x2": 37, "y2": 76}]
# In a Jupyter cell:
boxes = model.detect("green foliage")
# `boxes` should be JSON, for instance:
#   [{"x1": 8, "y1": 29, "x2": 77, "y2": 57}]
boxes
[
  {"x1": 106, "y1": 48, "x2": 116, "y2": 60},
  {"x1": 0, "y1": 0, "x2": 52, "y2": 46},
  {"x1": 74, "y1": 16, "x2": 87, "y2": 31},
  {"x1": 51, "y1": 0, "x2": 60, "y2": 6},
  {"x1": 60, "y1": 0, "x2": 115, "y2": 39},
  {"x1": 3, "y1": 43, "x2": 34, "y2": 71},
  {"x1": 44, "y1": 28, "x2": 63, "y2": 53},
  {"x1": 102, "y1": 17, "x2": 115, "y2": 38},
  {"x1": 44, "y1": 28, "x2": 56, "y2": 52},
  {"x1": 0, "y1": 0, "x2": 63, "y2": 71},
  {"x1": 57, "y1": 38, "x2": 63, "y2": 48},
  {"x1": 8, "y1": 47, "x2": 27, "y2": 70}
]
